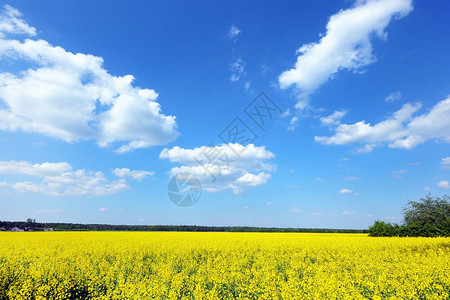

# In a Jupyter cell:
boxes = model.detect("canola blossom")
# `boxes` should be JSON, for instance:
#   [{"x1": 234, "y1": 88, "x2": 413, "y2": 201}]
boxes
[{"x1": 0, "y1": 232, "x2": 449, "y2": 299}]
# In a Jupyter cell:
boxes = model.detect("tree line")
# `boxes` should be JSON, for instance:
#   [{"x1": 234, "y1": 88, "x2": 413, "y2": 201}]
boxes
[{"x1": 0, "y1": 220, "x2": 367, "y2": 233}]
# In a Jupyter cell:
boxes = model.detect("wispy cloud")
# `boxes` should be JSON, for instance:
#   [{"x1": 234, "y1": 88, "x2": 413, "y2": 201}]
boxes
[
  {"x1": 342, "y1": 211, "x2": 356, "y2": 215},
  {"x1": 391, "y1": 169, "x2": 408, "y2": 179},
  {"x1": 315, "y1": 177, "x2": 326, "y2": 183},
  {"x1": 441, "y1": 157, "x2": 450, "y2": 169},
  {"x1": 385, "y1": 91, "x2": 402, "y2": 102},
  {"x1": 36, "y1": 209, "x2": 60, "y2": 214},
  {"x1": 229, "y1": 57, "x2": 246, "y2": 82},
  {"x1": 344, "y1": 176, "x2": 360, "y2": 181},
  {"x1": 228, "y1": 25, "x2": 241, "y2": 40}
]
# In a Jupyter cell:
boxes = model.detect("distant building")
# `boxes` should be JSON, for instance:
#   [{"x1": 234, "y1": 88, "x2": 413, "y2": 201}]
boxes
[
  {"x1": 10, "y1": 227, "x2": 24, "y2": 232},
  {"x1": 43, "y1": 228, "x2": 54, "y2": 232},
  {"x1": 0, "y1": 227, "x2": 6, "y2": 231}
]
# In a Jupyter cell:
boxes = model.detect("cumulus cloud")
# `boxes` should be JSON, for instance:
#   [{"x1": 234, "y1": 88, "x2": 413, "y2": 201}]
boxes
[
  {"x1": 0, "y1": 161, "x2": 72, "y2": 176},
  {"x1": 279, "y1": 0, "x2": 412, "y2": 100},
  {"x1": 0, "y1": 5, "x2": 178, "y2": 153},
  {"x1": 113, "y1": 168, "x2": 154, "y2": 180},
  {"x1": 315, "y1": 97, "x2": 450, "y2": 152},
  {"x1": 438, "y1": 180, "x2": 449, "y2": 189},
  {"x1": 339, "y1": 188, "x2": 353, "y2": 194},
  {"x1": 0, "y1": 160, "x2": 129, "y2": 196},
  {"x1": 320, "y1": 110, "x2": 347, "y2": 126},
  {"x1": 159, "y1": 143, "x2": 275, "y2": 194}
]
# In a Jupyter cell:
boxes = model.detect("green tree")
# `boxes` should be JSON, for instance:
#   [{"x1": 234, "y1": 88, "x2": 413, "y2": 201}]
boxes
[
  {"x1": 368, "y1": 221, "x2": 400, "y2": 237},
  {"x1": 369, "y1": 194, "x2": 450, "y2": 237},
  {"x1": 403, "y1": 194, "x2": 450, "y2": 229}
]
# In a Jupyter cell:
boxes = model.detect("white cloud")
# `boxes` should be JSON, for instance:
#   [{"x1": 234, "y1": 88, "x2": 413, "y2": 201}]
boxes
[
  {"x1": 339, "y1": 188, "x2": 353, "y2": 194},
  {"x1": 287, "y1": 116, "x2": 299, "y2": 131},
  {"x1": 0, "y1": 5, "x2": 178, "y2": 153},
  {"x1": 344, "y1": 176, "x2": 360, "y2": 181},
  {"x1": 0, "y1": 5, "x2": 36, "y2": 37},
  {"x1": 315, "y1": 177, "x2": 326, "y2": 183},
  {"x1": 364, "y1": 214, "x2": 374, "y2": 218},
  {"x1": 385, "y1": 91, "x2": 402, "y2": 102},
  {"x1": 36, "y1": 209, "x2": 60, "y2": 214},
  {"x1": 320, "y1": 110, "x2": 347, "y2": 126},
  {"x1": 0, "y1": 161, "x2": 72, "y2": 176},
  {"x1": 228, "y1": 25, "x2": 241, "y2": 40},
  {"x1": 230, "y1": 57, "x2": 245, "y2": 82},
  {"x1": 438, "y1": 180, "x2": 449, "y2": 189},
  {"x1": 292, "y1": 208, "x2": 303, "y2": 214},
  {"x1": 0, "y1": 160, "x2": 129, "y2": 196},
  {"x1": 285, "y1": 184, "x2": 300, "y2": 189},
  {"x1": 99, "y1": 207, "x2": 107, "y2": 212},
  {"x1": 352, "y1": 144, "x2": 377, "y2": 154},
  {"x1": 159, "y1": 143, "x2": 275, "y2": 194},
  {"x1": 315, "y1": 97, "x2": 450, "y2": 151},
  {"x1": 279, "y1": 0, "x2": 412, "y2": 100},
  {"x1": 391, "y1": 169, "x2": 407, "y2": 179},
  {"x1": 266, "y1": 201, "x2": 274, "y2": 206},
  {"x1": 342, "y1": 211, "x2": 356, "y2": 215},
  {"x1": 441, "y1": 157, "x2": 450, "y2": 169},
  {"x1": 280, "y1": 109, "x2": 291, "y2": 118},
  {"x1": 424, "y1": 186, "x2": 431, "y2": 191},
  {"x1": 310, "y1": 212, "x2": 324, "y2": 216},
  {"x1": 113, "y1": 168, "x2": 154, "y2": 180}
]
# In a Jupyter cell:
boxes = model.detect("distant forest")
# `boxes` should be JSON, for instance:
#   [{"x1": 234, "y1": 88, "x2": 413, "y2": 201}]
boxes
[{"x1": 0, "y1": 220, "x2": 367, "y2": 233}]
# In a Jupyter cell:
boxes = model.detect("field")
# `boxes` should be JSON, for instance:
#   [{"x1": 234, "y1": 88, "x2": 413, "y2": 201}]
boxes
[{"x1": 0, "y1": 232, "x2": 449, "y2": 299}]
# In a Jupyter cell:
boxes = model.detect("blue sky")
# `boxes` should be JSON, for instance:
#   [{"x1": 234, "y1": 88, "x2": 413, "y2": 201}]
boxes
[{"x1": 0, "y1": 0, "x2": 449, "y2": 229}]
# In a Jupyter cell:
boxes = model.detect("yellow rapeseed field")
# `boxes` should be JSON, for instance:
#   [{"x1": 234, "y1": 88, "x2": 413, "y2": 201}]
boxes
[{"x1": 0, "y1": 232, "x2": 449, "y2": 299}]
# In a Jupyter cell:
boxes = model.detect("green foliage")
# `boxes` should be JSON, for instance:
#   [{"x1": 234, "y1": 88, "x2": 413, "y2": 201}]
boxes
[
  {"x1": 368, "y1": 221, "x2": 400, "y2": 237},
  {"x1": 369, "y1": 194, "x2": 450, "y2": 237}
]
